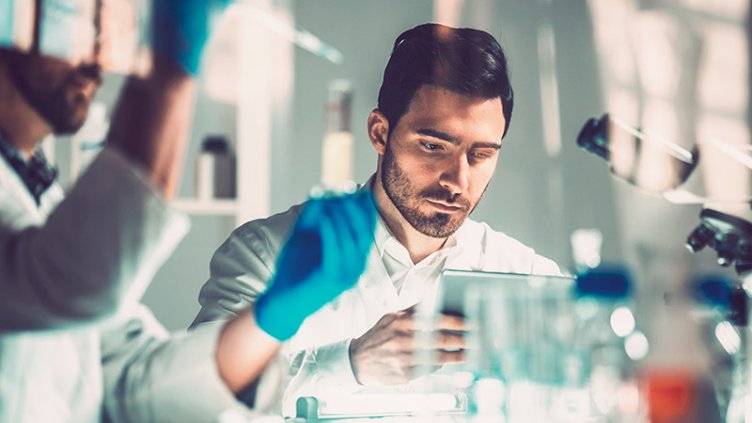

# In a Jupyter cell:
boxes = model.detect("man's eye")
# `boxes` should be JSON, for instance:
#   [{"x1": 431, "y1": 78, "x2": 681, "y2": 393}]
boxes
[
  {"x1": 470, "y1": 149, "x2": 496, "y2": 160},
  {"x1": 420, "y1": 142, "x2": 441, "y2": 151}
]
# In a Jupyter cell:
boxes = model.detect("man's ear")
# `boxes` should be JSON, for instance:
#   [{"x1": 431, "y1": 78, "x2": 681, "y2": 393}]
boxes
[{"x1": 367, "y1": 109, "x2": 389, "y2": 156}]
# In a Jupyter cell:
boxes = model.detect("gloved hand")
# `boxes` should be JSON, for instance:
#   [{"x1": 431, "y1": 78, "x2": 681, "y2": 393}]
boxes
[
  {"x1": 254, "y1": 191, "x2": 377, "y2": 341},
  {"x1": 152, "y1": 0, "x2": 231, "y2": 75}
]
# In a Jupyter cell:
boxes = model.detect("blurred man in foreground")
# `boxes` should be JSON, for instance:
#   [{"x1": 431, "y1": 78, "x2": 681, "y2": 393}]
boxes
[{"x1": 0, "y1": 1, "x2": 375, "y2": 421}]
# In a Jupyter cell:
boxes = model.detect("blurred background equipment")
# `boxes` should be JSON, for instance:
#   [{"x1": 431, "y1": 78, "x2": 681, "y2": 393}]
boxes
[
  {"x1": 577, "y1": 113, "x2": 752, "y2": 275},
  {"x1": 0, "y1": 0, "x2": 153, "y2": 75}
]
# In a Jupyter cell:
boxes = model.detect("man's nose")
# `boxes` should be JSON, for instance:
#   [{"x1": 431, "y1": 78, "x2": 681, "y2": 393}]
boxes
[
  {"x1": 439, "y1": 154, "x2": 470, "y2": 195},
  {"x1": 77, "y1": 61, "x2": 103, "y2": 84}
]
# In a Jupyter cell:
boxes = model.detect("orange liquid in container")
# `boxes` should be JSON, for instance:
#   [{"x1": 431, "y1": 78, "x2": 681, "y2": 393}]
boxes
[{"x1": 643, "y1": 370, "x2": 696, "y2": 423}]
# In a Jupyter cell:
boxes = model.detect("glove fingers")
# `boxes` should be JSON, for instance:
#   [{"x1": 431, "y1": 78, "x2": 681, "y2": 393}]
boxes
[
  {"x1": 317, "y1": 202, "x2": 359, "y2": 286},
  {"x1": 354, "y1": 190, "x2": 377, "y2": 245},
  {"x1": 331, "y1": 193, "x2": 376, "y2": 267},
  {"x1": 295, "y1": 197, "x2": 326, "y2": 229},
  {"x1": 273, "y1": 198, "x2": 326, "y2": 276}
]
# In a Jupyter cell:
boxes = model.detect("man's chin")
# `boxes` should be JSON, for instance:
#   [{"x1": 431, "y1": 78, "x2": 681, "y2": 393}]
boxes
[
  {"x1": 50, "y1": 109, "x2": 89, "y2": 135},
  {"x1": 51, "y1": 118, "x2": 86, "y2": 136},
  {"x1": 414, "y1": 213, "x2": 467, "y2": 238}
]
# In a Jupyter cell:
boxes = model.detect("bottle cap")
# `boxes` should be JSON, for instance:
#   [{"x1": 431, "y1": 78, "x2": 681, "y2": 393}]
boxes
[
  {"x1": 201, "y1": 136, "x2": 230, "y2": 154},
  {"x1": 575, "y1": 265, "x2": 633, "y2": 299},
  {"x1": 690, "y1": 273, "x2": 732, "y2": 308}
]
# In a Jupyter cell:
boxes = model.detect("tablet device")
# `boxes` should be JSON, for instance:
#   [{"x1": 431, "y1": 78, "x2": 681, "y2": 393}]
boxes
[{"x1": 437, "y1": 269, "x2": 574, "y2": 317}]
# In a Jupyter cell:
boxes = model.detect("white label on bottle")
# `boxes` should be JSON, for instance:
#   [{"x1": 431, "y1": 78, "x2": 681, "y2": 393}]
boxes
[{"x1": 321, "y1": 131, "x2": 353, "y2": 188}]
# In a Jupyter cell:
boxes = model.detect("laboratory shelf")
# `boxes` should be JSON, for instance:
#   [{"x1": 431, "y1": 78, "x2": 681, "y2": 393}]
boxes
[{"x1": 172, "y1": 198, "x2": 238, "y2": 215}]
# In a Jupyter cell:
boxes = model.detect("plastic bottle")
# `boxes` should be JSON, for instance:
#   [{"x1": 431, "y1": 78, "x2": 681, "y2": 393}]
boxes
[
  {"x1": 725, "y1": 283, "x2": 752, "y2": 423},
  {"x1": 562, "y1": 266, "x2": 645, "y2": 422},
  {"x1": 692, "y1": 274, "x2": 751, "y2": 423},
  {"x1": 321, "y1": 80, "x2": 354, "y2": 190},
  {"x1": 196, "y1": 136, "x2": 236, "y2": 201},
  {"x1": 639, "y1": 272, "x2": 723, "y2": 423}
]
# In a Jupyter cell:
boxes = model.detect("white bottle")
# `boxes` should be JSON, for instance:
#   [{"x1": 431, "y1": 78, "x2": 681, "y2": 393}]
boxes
[{"x1": 321, "y1": 80, "x2": 354, "y2": 191}]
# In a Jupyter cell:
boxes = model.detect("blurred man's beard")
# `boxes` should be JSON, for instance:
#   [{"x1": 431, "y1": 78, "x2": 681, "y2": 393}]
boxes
[
  {"x1": 8, "y1": 53, "x2": 99, "y2": 135},
  {"x1": 381, "y1": 140, "x2": 482, "y2": 239}
]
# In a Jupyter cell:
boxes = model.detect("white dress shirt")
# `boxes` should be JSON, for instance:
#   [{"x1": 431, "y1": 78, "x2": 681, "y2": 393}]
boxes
[{"x1": 192, "y1": 177, "x2": 561, "y2": 417}]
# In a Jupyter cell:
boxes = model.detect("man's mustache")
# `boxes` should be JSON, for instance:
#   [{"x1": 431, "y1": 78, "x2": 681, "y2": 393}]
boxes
[
  {"x1": 420, "y1": 187, "x2": 471, "y2": 211},
  {"x1": 71, "y1": 63, "x2": 103, "y2": 86}
]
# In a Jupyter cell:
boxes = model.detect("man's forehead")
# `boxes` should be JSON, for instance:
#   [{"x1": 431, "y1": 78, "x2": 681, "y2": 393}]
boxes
[
  {"x1": 406, "y1": 85, "x2": 503, "y2": 117},
  {"x1": 400, "y1": 86, "x2": 507, "y2": 141}
]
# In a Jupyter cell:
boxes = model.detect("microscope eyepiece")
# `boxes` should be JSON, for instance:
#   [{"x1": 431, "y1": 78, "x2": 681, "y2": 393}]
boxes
[
  {"x1": 576, "y1": 114, "x2": 611, "y2": 161},
  {"x1": 685, "y1": 224, "x2": 715, "y2": 253}
]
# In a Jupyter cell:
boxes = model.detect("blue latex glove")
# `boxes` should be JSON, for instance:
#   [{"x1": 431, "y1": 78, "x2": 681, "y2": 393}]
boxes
[
  {"x1": 152, "y1": 0, "x2": 231, "y2": 75},
  {"x1": 255, "y1": 191, "x2": 377, "y2": 341}
]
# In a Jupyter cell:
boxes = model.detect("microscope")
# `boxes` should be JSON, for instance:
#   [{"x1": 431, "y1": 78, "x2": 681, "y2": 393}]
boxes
[{"x1": 577, "y1": 113, "x2": 752, "y2": 277}]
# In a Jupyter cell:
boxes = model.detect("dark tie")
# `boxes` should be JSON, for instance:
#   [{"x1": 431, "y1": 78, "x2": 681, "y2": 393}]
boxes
[{"x1": 1, "y1": 148, "x2": 58, "y2": 206}]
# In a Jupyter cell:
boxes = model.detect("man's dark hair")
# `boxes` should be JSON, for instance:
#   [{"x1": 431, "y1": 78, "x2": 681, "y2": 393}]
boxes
[{"x1": 377, "y1": 23, "x2": 514, "y2": 138}]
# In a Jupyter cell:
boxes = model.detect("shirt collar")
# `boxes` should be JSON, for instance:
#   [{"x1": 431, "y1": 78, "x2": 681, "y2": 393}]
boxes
[
  {"x1": 0, "y1": 134, "x2": 28, "y2": 165},
  {"x1": 361, "y1": 174, "x2": 394, "y2": 259},
  {"x1": 0, "y1": 132, "x2": 58, "y2": 205}
]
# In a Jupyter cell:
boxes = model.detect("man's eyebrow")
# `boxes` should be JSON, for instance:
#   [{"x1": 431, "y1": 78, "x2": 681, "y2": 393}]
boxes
[
  {"x1": 416, "y1": 128, "x2": 459, "y2": 145},
  {"x1": 416, "y1": 129, "x2": 501, "y2": 150},
  {"x1": 472, "y1": 142, "x2": 502, "y2": 150}
]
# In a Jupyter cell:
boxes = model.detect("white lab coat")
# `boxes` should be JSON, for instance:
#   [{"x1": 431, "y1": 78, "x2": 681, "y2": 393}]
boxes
[
  {"x1": 192, "y1": 177, "x2": 561, "y2": 416},
  {"x1": 0, "y1": 147, "x2": 251, "y2": 422}
]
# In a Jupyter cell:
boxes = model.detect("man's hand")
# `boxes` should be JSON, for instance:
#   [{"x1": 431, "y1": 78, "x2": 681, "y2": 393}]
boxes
[
  {"x1": 348, "y1": 306, "x2": 466, "y2": 385},
  {"x1": 254, "y1": 191, "x2": 377, "y2": 341}
]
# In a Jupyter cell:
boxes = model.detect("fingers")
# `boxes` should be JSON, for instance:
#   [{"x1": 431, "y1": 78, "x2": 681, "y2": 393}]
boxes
[
  {"x1": 401, "y1": 305, "x2": 418, "y2": 315},
  {"x1": 435, "y1": 330, "x2": 465, "y2": 350},
  {"x1": 371, "y1": 310, "x2": 415, "y2": 336},
  {"x1": 378, "y1": 309, "x2": 463, "y2": 339},
  {"x1": 295, "y1": 197, "x2": 326, "y2": 229},
  {"x1": 435, "y1": 314, "x2": 465, "y2": 332},
  {"x1": 324, "y1": 198, "x2": 372, "y2": 277},
  {"x1": 307, "y1": 191, "x2": 376, "y2": 282},
  {"x1": 336, "y1": 195, "x2": 375, "y2": 259},
  {"x1": 437, "y1": 349, "x2": 465, "y2": 364},
  {"x1": 319, "y1": 203, "x2": 358, "y2": 283},
  {"x1": 411, "y1": 349, "x2": 465, "y2": 366}
]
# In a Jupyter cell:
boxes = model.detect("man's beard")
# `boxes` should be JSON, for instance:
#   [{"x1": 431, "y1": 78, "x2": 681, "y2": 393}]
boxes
[
  {"x1": 8, "y1": 52, "x2": 100, "y2": 135},
  {"x1": 381, "y1": 141, "x2": 485, "y2": 238}
]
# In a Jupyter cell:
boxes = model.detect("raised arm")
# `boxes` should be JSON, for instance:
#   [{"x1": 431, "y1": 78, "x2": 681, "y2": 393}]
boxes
[{"x1": 0, "y1": 0, "x2": 217, "y2": 331}]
